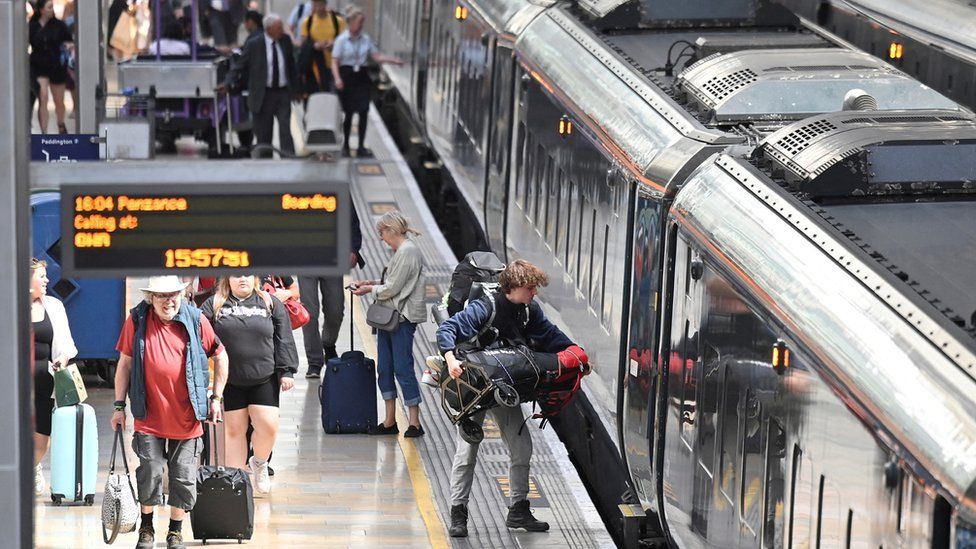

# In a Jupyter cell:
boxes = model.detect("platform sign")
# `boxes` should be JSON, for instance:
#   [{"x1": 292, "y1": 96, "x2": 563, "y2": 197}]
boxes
[
  {"x1": 59, "y1": 181, "x2": 350, "y2": 277},
  {"x1": 31, "y1": 134, "x2": 100, "y2": 162}
]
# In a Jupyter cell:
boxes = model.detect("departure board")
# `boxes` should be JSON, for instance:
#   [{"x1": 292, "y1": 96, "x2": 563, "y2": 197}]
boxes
[{"x1": 60, "y1": 182, "x2": 350, "y2": 276}]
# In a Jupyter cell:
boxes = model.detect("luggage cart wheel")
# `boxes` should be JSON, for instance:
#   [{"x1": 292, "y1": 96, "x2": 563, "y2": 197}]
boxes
[
  {"x1": 84, "y1": 494, "x2": 94, "y2": 506},
  {"x1": 459, "y1": 419, "x2": 484, "y2": 444},
  {"x1": 494, "y1": 383, "x2": 519, "y2": 408},
  {"x1": 238, "y1": 534, "x2": 243, "y2": 543},
  {"x1": 51, "y1": 495, "x2": 62, "y2": 506}
]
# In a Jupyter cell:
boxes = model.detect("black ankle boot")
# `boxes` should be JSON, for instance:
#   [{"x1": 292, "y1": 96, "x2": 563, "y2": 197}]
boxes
[
  {"x1": 505, "y1": 500, "x2": 549, "y2": 532},
  {"x1": 449, "y1": 504, "x2": 468, "y2": 537}
]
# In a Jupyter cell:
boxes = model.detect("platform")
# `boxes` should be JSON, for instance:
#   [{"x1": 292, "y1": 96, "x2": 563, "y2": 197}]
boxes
[{"x1": 33, "y1": 108, "x2": 614, "y2": 548}]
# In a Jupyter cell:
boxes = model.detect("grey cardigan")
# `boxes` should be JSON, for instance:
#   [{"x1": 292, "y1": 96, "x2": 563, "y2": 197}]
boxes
[{"x1": 371, "y1": 239, "x2": 426, "y2": 324}]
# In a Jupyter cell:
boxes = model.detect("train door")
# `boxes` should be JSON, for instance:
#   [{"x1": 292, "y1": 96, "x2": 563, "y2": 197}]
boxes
[
  {"x1": 658, "y1": 226, "x2": 707, "y2": 544},
  {"x1": 621, "y1": 190, "x2": 664, "y2": 508},
  {"x1": 484, "y1": 43, "x2": 515, "y2": 255}
]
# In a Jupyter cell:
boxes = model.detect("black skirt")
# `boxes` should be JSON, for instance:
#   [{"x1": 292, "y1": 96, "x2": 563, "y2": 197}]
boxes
[{"x1": 338, "y1": 65, "x2": 372, "y2": 114}]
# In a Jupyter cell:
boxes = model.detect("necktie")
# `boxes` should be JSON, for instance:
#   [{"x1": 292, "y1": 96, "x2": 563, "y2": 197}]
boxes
[{"x1": 271, "y1": 40, "x2": 280, "y2": 88}]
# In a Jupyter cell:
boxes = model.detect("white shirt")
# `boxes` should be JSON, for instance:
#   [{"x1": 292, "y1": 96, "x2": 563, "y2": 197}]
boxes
[
  {"x1": 288, "y1": 1, "x2": 313, "y2": 33},
  {"x1": 332, "y1": 30, "x2": 377, "y2": 72},
  {"x1": 263, "y1": 33, "x2": 288, "y2": 88}
]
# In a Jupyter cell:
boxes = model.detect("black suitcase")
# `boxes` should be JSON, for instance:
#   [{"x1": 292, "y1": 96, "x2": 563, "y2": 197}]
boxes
[
  {"x1": 319, "y1": 290, "x2": 378, "y2": 434},
  {"x1": 191, "y1": 423, "x2": 254, "y2": 544}
]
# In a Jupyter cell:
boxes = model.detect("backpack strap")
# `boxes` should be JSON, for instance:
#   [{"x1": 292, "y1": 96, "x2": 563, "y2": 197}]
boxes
[
  {"x1": 466, "y1": 293, "x2": 498, "y2": 347},
  {"x1": 331, "y1": 10, "x2": 339, "y2": 38}
]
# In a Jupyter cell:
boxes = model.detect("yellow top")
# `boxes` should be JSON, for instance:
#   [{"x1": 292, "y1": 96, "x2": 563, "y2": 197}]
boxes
[{"x1": 301, "y1": 11, "x2": 346, "y2": 69}]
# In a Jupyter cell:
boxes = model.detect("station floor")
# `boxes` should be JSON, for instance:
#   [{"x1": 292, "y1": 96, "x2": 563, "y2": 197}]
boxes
[{"x1": 32, "y1": 107, "x2": 614, "y2": 548}]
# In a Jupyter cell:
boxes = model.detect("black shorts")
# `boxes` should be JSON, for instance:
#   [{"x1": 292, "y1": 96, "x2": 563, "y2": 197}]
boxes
[
  {"x1": 34, "y1": 361, "x2": 54, "y2": 436},
  {"x1": 224, "y1": 375, "x2": 280, "y2": 411}
]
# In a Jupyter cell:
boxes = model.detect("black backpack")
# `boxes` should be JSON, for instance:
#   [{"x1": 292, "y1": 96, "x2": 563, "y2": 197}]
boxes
[{"x1": 447, "y1": 251, "x2": 506, "y2": 316}]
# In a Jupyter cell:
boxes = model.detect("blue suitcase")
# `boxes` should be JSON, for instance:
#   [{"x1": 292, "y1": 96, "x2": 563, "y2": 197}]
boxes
[
  {"x1": 319, "y1": 291, "x2": 377, "y2": 433},
  {"x1": 50, "y1": 403, "x2": 98, "y2": 506}
]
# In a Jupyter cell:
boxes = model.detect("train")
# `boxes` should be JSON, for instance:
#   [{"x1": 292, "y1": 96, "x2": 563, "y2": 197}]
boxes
[{"x1": 336, "y1": 0, "x2": 976, "y2": 546}]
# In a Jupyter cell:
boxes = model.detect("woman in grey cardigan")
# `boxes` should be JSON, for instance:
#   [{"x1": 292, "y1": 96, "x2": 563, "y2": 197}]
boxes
[{"x1": 351, "y1": 210, "x2": 427, "y2": 437}]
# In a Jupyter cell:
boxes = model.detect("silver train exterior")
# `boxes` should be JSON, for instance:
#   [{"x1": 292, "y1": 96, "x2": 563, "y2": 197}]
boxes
[{"x1": 347, "y1": 0, "x2": 976, "y2": 546}]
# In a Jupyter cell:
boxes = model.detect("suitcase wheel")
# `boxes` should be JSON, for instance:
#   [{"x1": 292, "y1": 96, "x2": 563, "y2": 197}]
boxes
[
  {"x1": 51, "y1": 494, "x2": 63, "y2": 506},
  {"x1": 84, "y1": 494, "x2": 95, "y2": 506},
  {"x1": 238, "y1": 534, "x2": 243, "y2": 543}
]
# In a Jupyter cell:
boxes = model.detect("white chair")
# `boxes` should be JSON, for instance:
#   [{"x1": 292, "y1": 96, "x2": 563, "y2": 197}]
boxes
[{"x1": 303, "y1": 92, "x2": 343, "y2": 154}]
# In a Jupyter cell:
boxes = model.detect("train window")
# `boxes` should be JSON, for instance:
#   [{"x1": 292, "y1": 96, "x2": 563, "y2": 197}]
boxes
[
  {"x1": 718, "y1": 365, "x2": 738, "y2": 506},
  {"x1": 577, "y1": 195, "x2": 590, "y2": 289},
  {"x1": 552, "y1": 168, "x2": 565, "y2": 259},
  {"x1": 600, "y1": 224, "x2": 610, "y2": 325},
  {"x1": 696, "y1": 345, "x2": 720, "y2": 478},
  {"x1": 739, "y1": 389, "x2": 764, "y2": 536},
  {"x1": 514, "y1": 123, "x2": 526, "y2": 209},
  {"x1": 764, "y1": 419, "x2": 787, "y2": 548},
  {"x1": 539, "y1": 155, "x2": 552, "y2": 238},
  {"x1": 566, "y1": 179, "x2": 578, "y2": 274},
  {"x1": 587, "y1": 208, "x2": 597, "y2": 301}
]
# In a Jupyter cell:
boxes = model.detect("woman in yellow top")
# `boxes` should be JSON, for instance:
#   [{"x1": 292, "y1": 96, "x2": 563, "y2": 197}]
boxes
[{"x1": 297, "y1": 0, "x2": 345, "y2": 94}]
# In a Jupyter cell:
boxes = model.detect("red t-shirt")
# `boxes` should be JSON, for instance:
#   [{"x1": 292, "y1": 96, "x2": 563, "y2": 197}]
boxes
[{"x1": 117, "y1": 311, "x2": 223, "y2": 440}]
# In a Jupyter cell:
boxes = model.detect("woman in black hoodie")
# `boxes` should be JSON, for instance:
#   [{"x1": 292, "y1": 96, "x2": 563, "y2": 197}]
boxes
[{"x1": 202, "y1": 276, "x2": 298, "y2": 495}]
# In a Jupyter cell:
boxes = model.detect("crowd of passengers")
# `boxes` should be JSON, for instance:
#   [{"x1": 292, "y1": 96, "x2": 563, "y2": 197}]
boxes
[{"x1": 32, "y1": 208, "x2": 590, "y2": 548}]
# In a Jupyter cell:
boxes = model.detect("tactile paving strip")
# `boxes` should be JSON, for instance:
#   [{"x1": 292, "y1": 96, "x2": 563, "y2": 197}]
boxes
[{"x1": 345, "y1": 112, "x2": 613, "y2": 548}]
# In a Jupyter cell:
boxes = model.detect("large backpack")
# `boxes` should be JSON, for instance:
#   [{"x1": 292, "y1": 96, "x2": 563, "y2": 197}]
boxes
[{"x1": 447, "y1": 251, "x2": 505, "y2": 316}]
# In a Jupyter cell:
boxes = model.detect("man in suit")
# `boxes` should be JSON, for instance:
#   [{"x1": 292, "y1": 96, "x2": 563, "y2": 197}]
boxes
[{"x1": 220, "y1": 13, "x2": 297, "y2": 158}]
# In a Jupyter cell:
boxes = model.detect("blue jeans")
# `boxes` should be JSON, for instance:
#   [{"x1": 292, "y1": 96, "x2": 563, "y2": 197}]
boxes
[{"x1": 376, "y1": 321, "x2": 421, "y2": 406}]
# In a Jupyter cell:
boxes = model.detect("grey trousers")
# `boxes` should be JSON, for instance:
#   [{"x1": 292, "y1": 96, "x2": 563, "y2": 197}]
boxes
[
  {"x1": 450, "y1": 405, "x2": 532, "y2": 507},
  {"x1": 298, "y1": 275, "x2": 345, "y2": 368},
  {"x1": 132, "y1": 432, "x2": 203, "y2": 510}
]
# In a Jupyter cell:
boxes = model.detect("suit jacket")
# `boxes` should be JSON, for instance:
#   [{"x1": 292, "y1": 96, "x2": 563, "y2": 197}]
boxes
[{"x1": 225, "y1": 33, "x2": 298, "y2": 113}]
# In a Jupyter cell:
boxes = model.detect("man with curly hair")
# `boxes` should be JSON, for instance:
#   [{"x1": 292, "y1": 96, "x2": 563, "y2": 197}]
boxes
[{"x1": 431, "y1": 259, "x2": 588, "y2": 537}]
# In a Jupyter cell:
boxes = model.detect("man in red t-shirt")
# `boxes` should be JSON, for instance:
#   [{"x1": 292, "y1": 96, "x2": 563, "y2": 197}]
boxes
[{"x1": 112, "y1": 276, "x2": 228, "y2": 549}]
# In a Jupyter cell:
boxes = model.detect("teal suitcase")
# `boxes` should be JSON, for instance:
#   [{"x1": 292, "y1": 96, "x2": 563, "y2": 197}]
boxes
[{"x1": 50, "y1": 403, "x2": 98, "y2": 506}]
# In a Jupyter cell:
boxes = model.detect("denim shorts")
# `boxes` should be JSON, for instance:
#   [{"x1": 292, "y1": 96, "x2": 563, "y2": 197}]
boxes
[{"x1": 131, "y1": 432, "x2": 203, "y2": 510}]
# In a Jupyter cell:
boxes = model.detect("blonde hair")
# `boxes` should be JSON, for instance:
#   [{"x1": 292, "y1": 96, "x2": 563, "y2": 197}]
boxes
[
  {"x1": 30, "y1": 258, "x2": 47, "y2": 271},
  {"x1": 212, "y1": 276, "x2": 271, "y2": 318},
  {"x1": 344, "y1": 5, "x2": 364, "y2": 22},
  {"x1": 376, "y1": 210, "x2": 421, "y2": 237},
  {"x1": 498, "y1": 259, "x2": 549, "y2": 293}
]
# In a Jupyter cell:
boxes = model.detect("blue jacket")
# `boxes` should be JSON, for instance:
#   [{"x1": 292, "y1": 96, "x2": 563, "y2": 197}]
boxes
[
  {"x1": 128, "y1": 301, "x2": 212, "y2": 421},
  {"x1": 436, "y1": 295, "x2": 573, "y2": 354}
]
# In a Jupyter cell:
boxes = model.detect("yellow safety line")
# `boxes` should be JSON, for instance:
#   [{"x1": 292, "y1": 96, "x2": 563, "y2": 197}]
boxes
[{"x1": 350, "y1": 294, "x2": 450, "y2": 549}]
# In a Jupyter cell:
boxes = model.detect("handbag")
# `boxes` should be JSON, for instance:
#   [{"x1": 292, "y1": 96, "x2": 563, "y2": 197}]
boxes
[
  {"x1": 102, "y1": 427, "x2": 138, "y2": 544},
  {"x1": 366, "y1": 303, "x2": 401, "y2": 332},
  {"x1": 264, "y1": 277, "x2": 310, "y2": 329},
  {"x1": 53, "y1": 363, "x2": 88, "y2": 407}
]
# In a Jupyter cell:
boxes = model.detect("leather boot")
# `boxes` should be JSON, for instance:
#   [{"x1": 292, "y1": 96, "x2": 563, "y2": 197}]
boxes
[
  {"x1": 505, "y1": 500, "x2": 549, "y2": 532},
  {"x1": 449, "y1": 504, "x2": 468, "y2": 538}
]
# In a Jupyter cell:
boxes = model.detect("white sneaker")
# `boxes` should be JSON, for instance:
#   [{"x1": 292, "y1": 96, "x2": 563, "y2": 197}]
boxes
[
  {"x1": 34, "y1": 464, "x2": 44, "y2": 496},
  {"x1": 249, "y1": 456, "x2": 271, "y2": 494}
]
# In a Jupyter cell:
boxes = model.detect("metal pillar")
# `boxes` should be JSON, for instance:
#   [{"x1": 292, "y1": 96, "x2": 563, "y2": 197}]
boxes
[
  {"x1": 0, "y1": 0, "x2": 33, "y2": 547},
  {"x1": 77, "y1": 0, "x2": 104, "y2": 133}
]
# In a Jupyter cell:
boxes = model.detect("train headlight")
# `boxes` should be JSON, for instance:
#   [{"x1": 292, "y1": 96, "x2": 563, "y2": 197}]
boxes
[
  {"x1": 558, "y1": 115, "x2": 573, "y2": 138},
  {"x1": 455, "y1": 5, "x2": 468, "y2": 21}
]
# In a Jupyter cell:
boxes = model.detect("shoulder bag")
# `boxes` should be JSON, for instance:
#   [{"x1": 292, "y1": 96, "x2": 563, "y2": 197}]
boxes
[{"x1": 101, "y1": 426, "x2": 138, "y2": 544}]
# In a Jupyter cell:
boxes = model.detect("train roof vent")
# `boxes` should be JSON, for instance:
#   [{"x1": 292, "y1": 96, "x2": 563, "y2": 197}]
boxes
[
  {"x1": 758, "y1": 109, "x2": 976, "y2": 197},
  {"x1": 676, "y1": 49, "x2": 959, "y2": 125}
]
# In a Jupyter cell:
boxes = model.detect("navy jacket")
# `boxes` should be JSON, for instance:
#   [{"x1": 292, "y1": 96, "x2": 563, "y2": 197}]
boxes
[{"x1": 436, "y1": 294, "x2": 573, "y2": 355}]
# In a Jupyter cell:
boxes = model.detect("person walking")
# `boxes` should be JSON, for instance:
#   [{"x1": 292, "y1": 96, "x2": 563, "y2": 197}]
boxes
[
  {"x1": 331, "y1": 5, "x2": 403, "y2": 157},
  {"x1": 112, "y1": 276, "x2": 228, "y2": 549},
  {"x1": 296, "y1": 0, "x2": 344, "y2": 96},
  {"x1": 29, "y1": 0, "x2": 74, "y2": 134},
  {"x1": 432, "y1": 259, "x2": 587, "y2": 537},
  {"x1": 201, "y1": 276, "x2": 298, "y2": 494},
  {"x1": 220, "y1": 13, "x2": 298, "y2": 158},
  {"x1": 299, "y1": 205, "x2": 363, "y2": 378},
  {"x1": 29, "y1": 258, "x2": 77, "y2": 495},
  {"x1": 350, "y1": 210, "x2": 426, "y2": 437}
]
